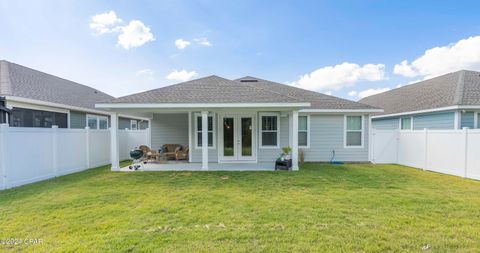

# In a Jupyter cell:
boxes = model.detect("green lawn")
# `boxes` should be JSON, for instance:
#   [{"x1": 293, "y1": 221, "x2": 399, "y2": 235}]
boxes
[{"x1": 1, "y1": 162, "x2": 480, "y2": 252}]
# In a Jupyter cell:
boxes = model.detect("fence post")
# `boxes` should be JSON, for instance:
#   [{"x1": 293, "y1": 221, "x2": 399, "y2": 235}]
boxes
[
  {"x1": 463, "y1": 127, "x2": 468, "y2": 178},
  {"x1": 85, "y1": 127, "x2": 91, "y2": 169},
  {"x1": 370, "y1": 128, "x2": 375, "y2": 163},
  {"x1": 0, "y1": 124, "x2": 8, "y2": 190},
  {"x1": 52, "y1": 125, "x2": 59, "y2": 176},
  {"x1": 423, "y1": 128, "x2": 428, "y2": 171}
]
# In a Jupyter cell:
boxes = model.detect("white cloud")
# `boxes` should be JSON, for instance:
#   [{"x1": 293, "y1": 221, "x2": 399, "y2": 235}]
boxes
[
  {"x1": 348, "y1": 91, "x2": 358, "y2": 97},
  {"x1": 393, "y1": 35, "x2": 480, "y2": 79},
  {"x1": 89, "y1": 11, "x2": 122, "y2": 35},
  {"x1": 166, "y1": 70, "x2": 198, "y2": 82},
  {"x1": 175, "y1": 39, "x2": 191, "y2": 49},
  {"x1": 136, "y1": 69, "x2": 154, "y2": 80},
  {"x1": 193, "y1": 37, "x2": 212, "y2": 47},
  {"x1": 117, "y1": 20, "x2": 155, "y2": 49},
  {"x1": 358, "y1": 87, "x2": 391, "y2": 99},
  {"x1": 290, "y1": 62, "x2": 386, "y2": 92},
  {"x1": 324, "y1": 91, "x2": 333, "y2": 95}
]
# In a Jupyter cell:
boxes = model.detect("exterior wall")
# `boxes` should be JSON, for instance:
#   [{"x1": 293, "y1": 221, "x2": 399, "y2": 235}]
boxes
[
  {"x1": 302, "y1": 114, "x2": 369, "y2": 162},
  {"x1": 372, "y1": 111, "x2": 456, "y2": 130},
  {"x1": 151, "y1": 113, "x2": 189, "y2": 151},
  {"x1": 70, "y1": 110, "x2": 86, "y2": 128},
  {"x1": 372, "y1": 118, "x2": 399, "y2": 130},
  {"x1": 461, "y1": 111, "x2": 475, "y2": 129}
]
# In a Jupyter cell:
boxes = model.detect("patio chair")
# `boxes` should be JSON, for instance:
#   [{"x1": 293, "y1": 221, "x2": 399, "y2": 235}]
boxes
[
  {"x1": 161, "y1": 144, "x2": 182, "y2": 160},
  {"x1": 175, "y1": 145, "x2": 189, "y2": 161},
  {"x1": 139, "y1": 145, "x2": 160, "y2": 162}
]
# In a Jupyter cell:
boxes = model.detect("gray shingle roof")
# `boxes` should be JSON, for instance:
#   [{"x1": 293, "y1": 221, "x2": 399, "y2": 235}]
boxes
[
  {"x1": 105, "y1": 75, "x2": 378, "y2": 110},
  {"x1": 235, "y1": 76, "x2": 379, "y2": 110},
  {"x1": 359, "y1": 70, "x2": 480, "y2": 116},
  {"x1": 107, "y1": 75, "x2": 303, "y2": 104},
  {"x1": 0, "y1": 60, "x2": 113, "y2": 110}
]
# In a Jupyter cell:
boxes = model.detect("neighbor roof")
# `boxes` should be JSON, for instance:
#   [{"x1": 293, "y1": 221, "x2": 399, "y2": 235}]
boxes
[
  {"x1": 102, "y1": 75, "x2": 378, "y2": 110},
  {"x1": 0, "y1": 60, "x2": 114, "y2": 110},
  {"x1": 359, "y1": 70, "x2": 480, "y2": 116}
]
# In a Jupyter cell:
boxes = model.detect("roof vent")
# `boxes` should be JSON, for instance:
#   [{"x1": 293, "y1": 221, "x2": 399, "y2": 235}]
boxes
[{"x1": 240, "y1": 79, "x2": 258, "y2": 83}]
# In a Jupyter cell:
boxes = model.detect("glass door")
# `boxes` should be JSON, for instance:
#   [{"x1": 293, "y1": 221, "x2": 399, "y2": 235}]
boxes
[
  {"x1": 222, "y1": 117, "x2": 235, "y2": 159},
  {"x1": 238, "y1": 117, "x2": 253, "y2": 160},
  {"x1": 220, "y1": 114, "x2": 256, "y2": 162}
]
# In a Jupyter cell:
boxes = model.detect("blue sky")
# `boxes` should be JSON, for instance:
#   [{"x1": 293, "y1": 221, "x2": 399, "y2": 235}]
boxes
[{"x1": 1, "y1": 1, "x2": 480, "y2": 99}]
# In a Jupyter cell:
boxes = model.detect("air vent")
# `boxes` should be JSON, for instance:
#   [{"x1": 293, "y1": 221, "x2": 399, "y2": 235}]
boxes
[{"x1": 240, "y1": 79, "x2": 258, "y2": 82}]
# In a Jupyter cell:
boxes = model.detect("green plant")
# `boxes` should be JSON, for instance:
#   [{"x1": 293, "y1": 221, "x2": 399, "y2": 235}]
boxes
[{"x1": 281, "y1": 146, "x2": 292, "y2": 155}]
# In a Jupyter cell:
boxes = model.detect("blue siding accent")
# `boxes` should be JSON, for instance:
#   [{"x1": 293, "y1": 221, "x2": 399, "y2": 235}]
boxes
[
  {"x1": 461, "y1": 111, "x2": 475, "y2": 129},
  {"x1": 413, "y1": 112, "x2": 454, "y2": 130},
  {"x1": 372, "y1": 118, "x2": 399, "y2": 130},
  {"x1": 302, "y1": 114, "x2": 369, "y2": 162}
]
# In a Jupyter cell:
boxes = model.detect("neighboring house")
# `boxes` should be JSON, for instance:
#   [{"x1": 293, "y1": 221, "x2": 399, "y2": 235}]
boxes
[
  {"x1": 0, "y1": 60, "x2": 149, "y2": 129},
  {"x1": 360, "y1": 70, "x2": 480, "y2": 130},
  {"x1": 96, "y1": 75, "x2": 382, "y2": 170}
]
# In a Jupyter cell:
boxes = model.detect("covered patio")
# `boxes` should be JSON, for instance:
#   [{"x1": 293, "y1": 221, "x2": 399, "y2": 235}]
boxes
[{"x1": 120, "y1": 162, "x2": 275, "y2": 171}]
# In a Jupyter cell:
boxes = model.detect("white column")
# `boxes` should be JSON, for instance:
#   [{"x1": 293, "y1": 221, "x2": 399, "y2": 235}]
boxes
[
  {"x1": 0, "y1": 124, "x2": 8, "y2": 190},
  {"x1": 292, "y1": 110, "x2": 299, "y2": 171},
  {"x1": 454, "y1": 111, "x2": 460, "y2": 129},
  {"x1": 52, "y1": 125, "x2": 59, "y2": 176},
  {"x1": 146, "y1": 123, "x2": 152, "y2": 148},
  {"x1": 85, "y1": 126, "x2": 91, "y2": 169},
  {"x1": 110, "y1": 112, "x2": 120, "y2": 171},
  {"x1": 188, "y1": 112, "x2": 192, "y2": 162},
  {"x1": 201, "y1": 111, "x2": 209, "y2": 170}
]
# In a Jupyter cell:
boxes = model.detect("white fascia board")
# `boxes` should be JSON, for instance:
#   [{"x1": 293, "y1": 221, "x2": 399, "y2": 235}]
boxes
[
  {"x1": 371, "y1": 106, "x2": 462, "y2": 119},
  {"x1": 95, "y1": 102, "x2": 311, "y2": 109},
  {"x1": 300, "y1": 109, "x2": 384, "y2": 113},
  {"x1": 6, "y1": 96, "x2": 149, "y2": 120}
]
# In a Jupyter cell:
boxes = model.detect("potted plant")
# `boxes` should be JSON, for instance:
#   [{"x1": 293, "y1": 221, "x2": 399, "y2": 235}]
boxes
[{"x1": 282, "y1": 146, "x2": 292, "y2": 160}]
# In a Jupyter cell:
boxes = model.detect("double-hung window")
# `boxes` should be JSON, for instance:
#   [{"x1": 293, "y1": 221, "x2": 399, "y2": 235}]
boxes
[
  {"x1": 195, "y1": 113, "x2": 215, "y2": 148},
  {"x1": 400, "y1": 117, "x2": 412, "y2": 130},
  {"x1": 260, "y1": 113, "x2": 279, "y2": 148},
  {"x1": 298, "y1": 115, "x2": 309, "y2": 147},
  {"x1": 87, "y1": 114, "x2": 108, "y2": 130},
  {"x1": 130, "y1": 120, "x2": 138, "y2": 130},
  {"x1": 345, "y1": 115, "x2": 363, "y2": 147}
]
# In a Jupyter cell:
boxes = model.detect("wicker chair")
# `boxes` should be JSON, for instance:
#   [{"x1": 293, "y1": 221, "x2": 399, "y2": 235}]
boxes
[
  {"x1": 175, "y1": 145, "x2": 189, "y2": 161},
  {"x1": 138, "y1": 145, "x2": 160, "y2": 162},
  {"x1": 161, "y1": 144, "x2": 182, "y2": 160}
]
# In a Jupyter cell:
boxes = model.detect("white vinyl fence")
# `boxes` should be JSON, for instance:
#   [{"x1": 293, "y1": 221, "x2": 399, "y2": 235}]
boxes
[
  {"x1": 371, "y1": 128, "x2": 480, "y2": 180},
  {"x1": 0, "y1": 124, "x2": 149, "y2": 190}
]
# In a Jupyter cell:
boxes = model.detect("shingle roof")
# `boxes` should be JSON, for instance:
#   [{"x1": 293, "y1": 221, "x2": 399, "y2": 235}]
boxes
[
  {"x1": 107, "y1": 75, "x2": 303, "y2": 104},
  {"x1": 359, "y1": 70, "x2": 480, "y2": 116},
  {"x1": 235, "y1": 76, "x2": 378, "y2": 110},
  {"x1": 0, "y1": 60, "x2": 113, "y2": 110},
  {"x1": 105, "y1": 75, "x2": 378, "y2": 110}
]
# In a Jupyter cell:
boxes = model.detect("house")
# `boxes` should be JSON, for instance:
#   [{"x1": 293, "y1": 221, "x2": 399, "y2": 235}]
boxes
[
  {"x1": 96, "y1": 75, "x2": 382, "y2": 170},
  {"x1": 360, "y1": 70, "x2": 480, "y2": 130},
  {"x1": 0, "y1": 60, "x2": 148, "y2": 129}
]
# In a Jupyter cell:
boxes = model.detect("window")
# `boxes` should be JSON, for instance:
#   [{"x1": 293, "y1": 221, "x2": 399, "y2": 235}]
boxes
[
  {"x1": 477, "y1": 113, "x2": 480, "y2": 128},
  {"x1": 195, "y1": 113, "x2": 215, "y2": 148},
  {"x1": 298, "y1": 115, "x2": 309, "y2": 147},
  {"x1": 400, "y1": 117, "x2": 412, "y2": 130},
  {"x1": 10, "y1": 107, "x2": 67, "y2": 128},
  {"x1": 130, "y1": 120, "x2": 138, "y2": 130},
  {"x1": 260, "y1": 113, "x2": 279, "y2": 148},
  {"x1": 86, "y1": 114, "x2": 108, "y2": 129},
  {"x1": 345, "y1": 115, "x2": 363, "y2": 147}
]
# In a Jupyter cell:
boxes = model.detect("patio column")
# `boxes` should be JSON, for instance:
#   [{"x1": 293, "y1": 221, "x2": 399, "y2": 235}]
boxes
[
  {"x1": 291, "y1": 110, "x2": 299, "y2": 171},
  {"x1": 201, "y1": 111, "x2": 209, "y2": 170},
  {"x1": 188, "y1": 111, "x2": 192, "y2": 162},
  {"x1": 110, "y1": 112, "x2": 120, "y2": 171}
]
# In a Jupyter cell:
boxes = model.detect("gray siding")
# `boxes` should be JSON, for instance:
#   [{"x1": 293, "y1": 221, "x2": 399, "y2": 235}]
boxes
[
  {"x1": 151, "y1": 113, "x2": 189, "y2": 151},
  {"x1": 69, "y1": 111, "x2": 86, "y2": 129},
  {"x1": 257, "y1": 114, "x2": 289, "y2": 162},
  {"x1": 413, "y1": 112, "x2": 454, "y2": 130},
  {"x1": 302, "y1": 114, "x2": 369, "y2": 162},
  {"x1": 461, "y1": 111, "x2": 475, "y2": 129},
  {"x1": 372, "y1": 118, "x2": 399, "y2": 130}
]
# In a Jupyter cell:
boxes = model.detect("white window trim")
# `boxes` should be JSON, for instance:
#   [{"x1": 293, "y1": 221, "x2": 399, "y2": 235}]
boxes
[
  {"x1": 259, "y1": 112, "x2": 280, "y2": 149},
  {"x1": 194, "y1": 113, "x2": 216, "y2": 149},
  {"x1": 298, "y1": 115, "x2": 310, "y2": 148},
  {"x1": 475, "y1": 111, "x2": 479, "y2": 129},
  {"x1": 130, "y1": 119, "x2": 138, "y2": 130},
  {"x1": 399, "y1": 116, "x2": 413, "y2": 130},
  {"x1": 344, "y1": 115, "x2": 364, "y2": 148},
  {"x1": 86, "y1": 114, "x2": 109, "y2": 130}
]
